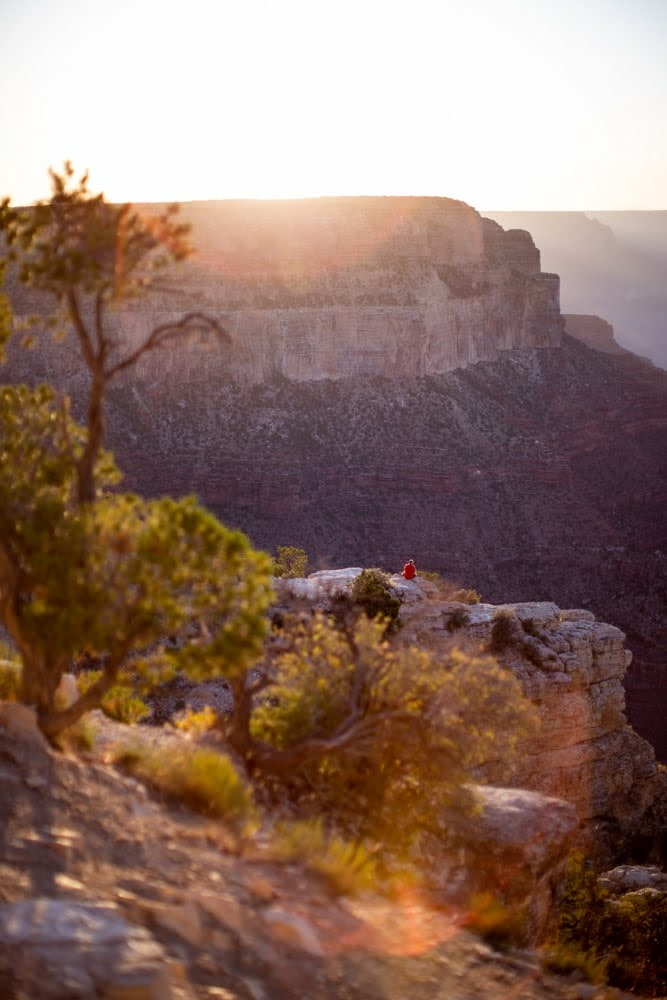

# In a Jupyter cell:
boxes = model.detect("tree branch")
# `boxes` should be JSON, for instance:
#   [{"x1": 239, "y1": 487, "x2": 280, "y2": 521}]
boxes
[
  {"x1": 38, "y1": 649, "x2": 126, "y2": 736},
  {"x1": 65, "y1": 288, "x2": 95, "y2": 370},
  {"x1": 105, "y1": 313, "x2": 229, "y2": 380},
  {"x1": 249, "y1": 708, "x2": 414, "y2": 776}
]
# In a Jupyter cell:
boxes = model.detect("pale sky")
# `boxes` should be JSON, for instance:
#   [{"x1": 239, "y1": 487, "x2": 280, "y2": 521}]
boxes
[{"x1": 1, "y1": 0, "x2": 666, "y2": 211}]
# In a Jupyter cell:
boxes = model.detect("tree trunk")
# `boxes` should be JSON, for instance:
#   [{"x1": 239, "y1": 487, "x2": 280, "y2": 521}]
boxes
[{"x1": 77, "y1": 372, "x2": 105, "y2": 505}]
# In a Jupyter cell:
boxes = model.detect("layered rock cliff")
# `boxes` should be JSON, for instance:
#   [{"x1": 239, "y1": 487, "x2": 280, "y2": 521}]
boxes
[{"x1": 53, "y1": 197, "x2": 563, "y2": 384}]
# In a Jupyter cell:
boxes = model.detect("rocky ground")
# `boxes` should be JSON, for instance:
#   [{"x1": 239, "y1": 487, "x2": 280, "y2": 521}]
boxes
[{"x1": 0, "y1": 707, "x2": 648, "y2": 1000}]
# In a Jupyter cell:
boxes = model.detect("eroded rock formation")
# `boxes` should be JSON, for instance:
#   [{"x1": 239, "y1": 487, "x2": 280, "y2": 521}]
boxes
[
  {"x1": 279, "y1": 572, "x2": 667, "y2": 866},
  {"x1": 564, "y1": 314, "x2": 629, "y2": 355},
  {"x1": 4, "y1": 196, "x2": 563, "y2": 387}
]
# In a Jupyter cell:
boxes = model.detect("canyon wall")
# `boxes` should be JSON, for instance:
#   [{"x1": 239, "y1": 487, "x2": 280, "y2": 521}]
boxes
[
  {"x1": 484, "y1": 209, "x2": 667, "y2": 369},
  {"x1": 2, "y1": 197, "x2": 665, "y2": 760},
  {"x1": 279, "y1": 572, "x2": 667, "y2": 864},
  {"x1": 110, "y1": 197, "x2": 564, "y2": 384}
]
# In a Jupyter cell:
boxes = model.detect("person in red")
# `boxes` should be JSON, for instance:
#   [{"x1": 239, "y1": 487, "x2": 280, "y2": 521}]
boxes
[{"x1": 402, "y1": 558, "x2": 417, "y2": 580}]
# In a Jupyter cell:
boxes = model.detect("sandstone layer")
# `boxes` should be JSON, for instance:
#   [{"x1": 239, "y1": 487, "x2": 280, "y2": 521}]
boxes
[{"x1": 137, "y1": 198, "x2": 563, "y2": 383}]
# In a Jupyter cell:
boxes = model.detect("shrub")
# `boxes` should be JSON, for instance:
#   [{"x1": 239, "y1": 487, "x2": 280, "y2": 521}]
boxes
[
  {"x1": 553, "y1": 850, "x2": 667, "y2": 997},
  {"x1": 273, "y1": 546, "x2": 308, "y2": 578},
  {"x1": 413, "y1": 574, "x2": 481, "y2": 604},
  {"x1": 465, "y1": 891, "x2": 524, "y2": 950},
  {"x1": 174, "y1": 705, "x2": 217, "y2": 734},
  {"x1": 78, "y1": 670, "x2": 149, "y2": 724},
  {"x1": 446, "y1": 607, "x2": 471, "y2": 632},
  {"x1": 113, "y1": 743, "x2": 256, "y2": 828},
  {"x1": 0, "y1": 385, "x2": 274, "y2": 738},
  {"x1": 452, "y1": 588, "x2": 481, "y2": 605},
  {"x1": 270, "y1": 817, "x2": 378, "y2": 896},
  {"x1": 0, "y1": 651, "x2": 21, "y2": 701},
  {"x1": 542, "y1": 945, "x2": 608, "y2": 985},
  {"x1": 489, "y1": 609, "x2": 518, "y2": 652},
  {"x1": 522, "y1": 617, "x2": 543, "y2": 639},
  {"x1": 350, "y1": 568, "x2": 401, "y2": 633},
  {"x1": 54, "y1": 716, "x2": 97, "y2": 754},
  {"x1": 0, "y1": 168, "x2": 270, "y2": 740},
  {"x1": 250, "y1": 613, "x2": 538, "y2": 848}
]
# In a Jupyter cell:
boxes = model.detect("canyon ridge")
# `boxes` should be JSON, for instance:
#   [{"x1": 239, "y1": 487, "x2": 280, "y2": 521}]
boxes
[{"x1": 3, "y1": 195, "x2": 666, "y2": 758}]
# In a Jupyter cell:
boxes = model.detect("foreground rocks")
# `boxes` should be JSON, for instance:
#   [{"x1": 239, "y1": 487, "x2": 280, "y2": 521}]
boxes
[
  {"x1": 432, "y1": 787, "x2": 578, "y2": 943},
  {"x1": 0, "y1": 708, "x2": 640, "y2": 1000},
  {"x1": 0, "y1": 899, "x2": 178, "y2": 1000}
]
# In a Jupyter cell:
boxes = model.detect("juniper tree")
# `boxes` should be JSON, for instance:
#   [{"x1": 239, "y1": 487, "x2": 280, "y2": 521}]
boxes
[
  {"x1": 0, "y1": 167, "x2": 274, "y2": 737},
  {"x1": 0, "y1": 384, "x2": 273, "y2": 737},
  {"x1": 0, "y1": 162, "x2": 225, "y2": 503}
]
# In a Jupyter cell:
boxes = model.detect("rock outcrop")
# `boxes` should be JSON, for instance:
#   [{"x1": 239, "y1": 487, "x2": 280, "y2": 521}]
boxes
[
  {"x1": 0, "y1": 715, "x2": 624, "y2": 1000},
  {"x1": 435, "y1": 786, "x2": 579, "y2": 943},
  {"x1": 484, "y1": 209, "x2": 667, "y2": 370},
  {"x1": 5, "y1": 196, "x2": 564, "y2": 385},
  {"x1": 2, "y1": 199, "x2": 665, "y2": 761},
  {"x1": 402, "y1": 590, "x2": 667, "y2": 864},
  {"x1": 0, "y1": 899, "x2": 177, "y2": 1000},
  {"x1": 279, "y1": 573, "x2": 667, "y2": 866},
  {"x1": 564, "y1": 314, "x2": 629, "y2": 355}
]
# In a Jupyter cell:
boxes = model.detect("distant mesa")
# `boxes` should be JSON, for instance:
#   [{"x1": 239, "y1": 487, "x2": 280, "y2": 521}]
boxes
[
  {"x1": 483, "y1": 210, "x2": 667, "y2": 371},
  {"x1": 564, "y1": 314, "x2": 629, "y2": 355}
]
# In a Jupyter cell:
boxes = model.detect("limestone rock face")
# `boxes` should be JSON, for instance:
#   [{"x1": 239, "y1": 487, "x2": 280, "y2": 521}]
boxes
[
  {"x1": 408, "y1": 596, "x2": 667, "y2": 863},
  {"x1": 6, "y1": 196, "x2": 563, "y2": 386},
  {"x1": 280, "y1": 575, "x2": 667, "y2": 864},
  {"x1": 565, "y1": 314, "x2": 629, "y2": 355}
]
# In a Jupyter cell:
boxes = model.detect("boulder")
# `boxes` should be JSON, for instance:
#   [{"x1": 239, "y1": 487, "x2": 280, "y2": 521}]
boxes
[
  {"x1": 432, "y1": 785, "x2": 578, "y2": 943},
  {"x1": 0, "y1": 899, "x2": 178, "y2": 999}
]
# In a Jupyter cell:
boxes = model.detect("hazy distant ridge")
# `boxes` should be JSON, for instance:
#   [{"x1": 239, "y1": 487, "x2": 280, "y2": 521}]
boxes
[{"x1": 483, "y1": 210, "x2": 667, "y2": 369}]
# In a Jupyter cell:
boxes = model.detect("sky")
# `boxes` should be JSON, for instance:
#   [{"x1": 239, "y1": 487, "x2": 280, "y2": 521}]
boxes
[{"x1": 1, "y1": 0, "x2": 666, "y2": 211}]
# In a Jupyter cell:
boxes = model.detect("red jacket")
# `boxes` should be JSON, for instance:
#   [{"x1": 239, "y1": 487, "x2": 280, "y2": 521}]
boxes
[{"x1": 402, "y1": 561, "x2": 416, "y2": 580}]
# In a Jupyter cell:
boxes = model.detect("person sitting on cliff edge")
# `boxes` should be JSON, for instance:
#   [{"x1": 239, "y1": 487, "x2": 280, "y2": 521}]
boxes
[{"x1": 402, "y1": 559, "x2": 417, "y2": 580}]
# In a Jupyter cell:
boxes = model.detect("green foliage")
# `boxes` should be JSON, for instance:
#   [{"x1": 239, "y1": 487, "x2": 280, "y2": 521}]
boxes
[
  {"x1": 0, "y1": 384, "x2": 274, "y2": 733},
  {"x1": 0, "y1": 656, "x2": 21, "y2": 701},
  {"x1": 0, "y1": 162, "x2": 191, "y2": 308},
  {"x1": 113, "y1": 742, "x2": 255, "y2": 827},
  {"x1": 414, "y1": 572, "x2": 481, "y2": 604},
  {"x1": 273, "y1": 545, "x2": 308, "y2": 579},
  {"x1": 489, "y1": 609, "x2": 544, "y2": 665},
  {"x1": 78, "y1": 670, "x2": 149, "y2": 724},
  {"x1": 554, "y1": 851, "x2": 667, "y2": 996},
  {"x1": 1, "y1": 164, "x2": 223, "y2": 508},
  {"x1": 542, "y1": 945, "x2": 608, "y2": 985},
  {"x1": 54, "y1": 716, "x2": 97, "y2": 755},
  {"x1": 453, "y1": 588, "x2": 481, "y2": 604},
  {"x1": 173, "y1": 706, "x2": 217, "y2": 734},
  {"x1": 465, "y1": 891, "x2": 525, "y2": 950},
  {"x1": 251, "y1": 613, "x2": 537, "y2": 847},
  {"x1": 270, "y1": 817, "x2": 378, "y2": 896},
  {"x1": 349, "y1": 568, "x2": 401, "y2": 632}
]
